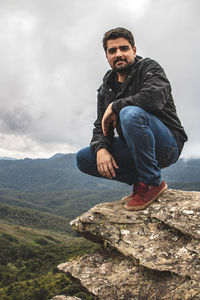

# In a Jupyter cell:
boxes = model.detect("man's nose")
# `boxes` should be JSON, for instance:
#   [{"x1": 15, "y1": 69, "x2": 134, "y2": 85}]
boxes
[{"x1": 115, "y1": 48, "x2": 122, "y2": 57}]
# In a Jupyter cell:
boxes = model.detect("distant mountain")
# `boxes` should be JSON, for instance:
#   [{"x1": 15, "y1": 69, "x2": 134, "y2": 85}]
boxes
[
  {"x1": 0, "y1": 153, "x2": 126, "y2": 192},
  {"x1": 0, "y1": 153, "x2": 199, "y2": 220},
  {"x1": 49, "y1": 153, "x2": 67, "y2": 160},
  {"x1": 0, "y1": 153, "x2": 199, "y2": 190},
  {"x1": 161, "y1": 158, "x2": 200, "y2": 190},
  {"x1": 0, "y1": 157, "x2": 17, "y2": 160}
]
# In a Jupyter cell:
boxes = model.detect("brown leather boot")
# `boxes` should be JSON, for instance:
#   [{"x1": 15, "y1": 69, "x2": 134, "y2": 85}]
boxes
[
  {"x1": 124, "y1": 181, "x2": 167, "y2": 211},
  {"x1": 121, "y1": 183, "x2": 139, "y2": 202}
]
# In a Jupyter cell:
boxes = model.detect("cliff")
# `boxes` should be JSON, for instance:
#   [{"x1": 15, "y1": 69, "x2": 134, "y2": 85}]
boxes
[{"x1": 57, "y1": 189, "x2": 200, "y2": 300}]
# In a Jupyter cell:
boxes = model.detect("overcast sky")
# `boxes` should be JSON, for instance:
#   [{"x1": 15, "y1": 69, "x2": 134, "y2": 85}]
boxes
[{"x1": 0, "y1": 0, "x2": 199, "y2": 159}]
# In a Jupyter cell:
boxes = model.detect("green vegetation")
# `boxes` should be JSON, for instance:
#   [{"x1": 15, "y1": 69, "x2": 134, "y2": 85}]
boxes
[
  {"x1": 0, "y1": 155, "x2": 199, "y2": 221},
  {"x1": 0, "y1": 204, "x2": 73, "y2": 234},
  {"x1": 0, "y1": 222, "x2": 99, "y2": 300},
  {"x1": 0, "y1": 153, "x2": 199, "y2": 299}
]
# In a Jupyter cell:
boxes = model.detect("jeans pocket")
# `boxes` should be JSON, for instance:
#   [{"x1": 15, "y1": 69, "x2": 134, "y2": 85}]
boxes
[{"x1": 157, "y1": 146, "x2": 179, "y2": 169}]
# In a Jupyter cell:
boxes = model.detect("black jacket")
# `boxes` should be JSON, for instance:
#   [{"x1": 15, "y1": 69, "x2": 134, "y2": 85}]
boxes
[{"x1": 90, "y1": 56, "x2": 188, "y2": 154}]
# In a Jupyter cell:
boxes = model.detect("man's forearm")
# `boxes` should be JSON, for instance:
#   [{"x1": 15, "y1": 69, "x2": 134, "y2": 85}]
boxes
[{"x1": 102, "y1": 103, "x2": 117, "y2": 136}]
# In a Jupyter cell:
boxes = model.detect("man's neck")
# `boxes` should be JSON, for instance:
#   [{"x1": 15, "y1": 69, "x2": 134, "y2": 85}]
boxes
[{"x1": 117, "y1": 72, "x2": 127, "y2": 83}]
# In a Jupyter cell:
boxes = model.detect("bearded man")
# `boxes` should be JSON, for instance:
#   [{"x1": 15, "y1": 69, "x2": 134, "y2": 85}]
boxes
[{"x1": 76, "y1": 27, "x2": 187, "y2": 211}]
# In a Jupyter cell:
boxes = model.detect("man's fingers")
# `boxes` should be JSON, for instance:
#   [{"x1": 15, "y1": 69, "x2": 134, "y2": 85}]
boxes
[
  {"x1": 98, "y1": 163, "x2": 106, "y2": 177},
  {"x1": 98, "y1": 163, "x2": 112, "y2": 179},
  {"x1": 98, "y1": 161, "x2": 118, "y2": 179},
  {"x1": 112, "y1": 157, "x2": 119, "y2": 169},
  {"x1": 102, "y1": 164, "x2": 112, "y2": 179},
  {"x1": 97, "y1": 164, "x2": 102, "y2": 176},
  {"x1": 108, "y1": 162, "x2": 116, "y2": 178},
  {"x1": 102, "y1": 112, "x2": 118, "y2": 136},
  {"x1": 96, "y1": 149, "x2": 119, "y2": 179}
]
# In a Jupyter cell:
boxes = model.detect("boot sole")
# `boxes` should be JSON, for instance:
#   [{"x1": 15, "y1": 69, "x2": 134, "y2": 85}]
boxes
[
  {"x1": 121, "y1": 195, "x2": 134, "y2": 203},
  {"x1": 124, "y1": 183, "x2": 168, "y2": 211}
]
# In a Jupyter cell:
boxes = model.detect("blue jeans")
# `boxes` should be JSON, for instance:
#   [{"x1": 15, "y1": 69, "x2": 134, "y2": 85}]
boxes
[{"x1": 76, "y1": 106, "x2": 179, "y2": 186}]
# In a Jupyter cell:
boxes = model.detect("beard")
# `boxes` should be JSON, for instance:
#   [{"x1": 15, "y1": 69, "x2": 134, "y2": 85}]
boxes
[{"x1": 113, "y1": 59, "x2": 134, "y2": 74}]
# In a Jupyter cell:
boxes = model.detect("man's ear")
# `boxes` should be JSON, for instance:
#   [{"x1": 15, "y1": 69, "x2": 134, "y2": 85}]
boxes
[{"x1": 133, "y1": 46, "x2": 137, "y2": 56}]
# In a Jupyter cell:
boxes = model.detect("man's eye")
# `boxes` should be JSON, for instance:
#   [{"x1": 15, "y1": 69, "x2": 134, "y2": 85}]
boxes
[
  {"x1": 120, "y1": 46, "x2": 129, "y2": 51},
  {"x1": 108, "y1": 48, "x2": 116, "y2": 54}
]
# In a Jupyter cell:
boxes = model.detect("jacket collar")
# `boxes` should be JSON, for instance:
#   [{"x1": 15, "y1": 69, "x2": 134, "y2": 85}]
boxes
[
  {"x1": 103, "y1": 55, "x2": 143, "y2": 85},
  {"x1": 99, "y1": 55, "x2": 143, "y2": 97}
]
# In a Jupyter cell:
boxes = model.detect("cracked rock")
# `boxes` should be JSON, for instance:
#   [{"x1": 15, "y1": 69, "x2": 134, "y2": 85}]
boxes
[{"x1": 58, "y1": 189, "x2": 200, "y2": 299}]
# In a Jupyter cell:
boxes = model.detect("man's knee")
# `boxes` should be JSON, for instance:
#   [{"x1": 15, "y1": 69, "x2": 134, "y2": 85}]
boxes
[
  {"x1": 76, "y1": 148, "x2": 87, "y2": 172},
  {"x1": 76, "y1": 146, "x2": 95, "y2": 173},
  {"x1": 119, "y1": 106, "x2": 146, "y2": 128}
]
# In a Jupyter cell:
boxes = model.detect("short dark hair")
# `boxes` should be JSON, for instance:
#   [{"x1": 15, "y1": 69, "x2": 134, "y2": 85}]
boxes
[{"x1": 103, "y1": 27, "x2": 135, "y2": 52}]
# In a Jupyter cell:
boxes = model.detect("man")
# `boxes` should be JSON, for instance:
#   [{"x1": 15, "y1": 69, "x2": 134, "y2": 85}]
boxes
[{"x1": 76, "y1": 27, "x2": 187, "y2": 211}]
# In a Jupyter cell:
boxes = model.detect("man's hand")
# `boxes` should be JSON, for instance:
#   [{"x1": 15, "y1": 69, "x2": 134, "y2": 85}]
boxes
[
  {"x1": 96, "y1": 148, "x2": 119, "y2": 179},
  {"x1": 102, "y1": 103, "x2": 117, "y2": 136}
]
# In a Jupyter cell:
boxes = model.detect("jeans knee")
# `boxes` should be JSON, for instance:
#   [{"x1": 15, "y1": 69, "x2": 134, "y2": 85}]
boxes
[
  {"x1": 120, "y1": 106, "x2": 145, "y2": 128},
  {"x1": 76, "y1": 148, "x2": 86, "y2": 172},
  {"x1": 76, "y1": 146, "x2": 95, "y2": 174}
]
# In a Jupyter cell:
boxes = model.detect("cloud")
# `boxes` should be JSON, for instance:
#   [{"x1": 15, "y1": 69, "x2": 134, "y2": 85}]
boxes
[
  {"x1": 0, "y1": 106, "x2": 33, "y2": 133},
  {"x1": 0, "y1": 133, "x2": 76, "y2": 159},
  {"x1": 0, "y1": 0, "x2": 199, "y2": 158}
]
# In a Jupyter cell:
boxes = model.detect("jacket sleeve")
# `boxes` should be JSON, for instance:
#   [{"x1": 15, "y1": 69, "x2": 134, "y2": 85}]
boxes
[
  {"x1": 112, "y1": 59, "x2": 172, "y2": 115},
  {"x1": 90, "y1": 93, "x2": 114, "y2": 153}
]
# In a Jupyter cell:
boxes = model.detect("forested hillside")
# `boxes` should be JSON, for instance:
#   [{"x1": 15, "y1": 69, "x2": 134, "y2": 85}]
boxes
[
  {"x1": 0, "y1": 153, "x2": 199, "y2": 299},
  {"x1": 0, "y1": 222, "x2": 98, "y2": 300},
  {"x1": 0, "y1": 204, "x2": 73, "y2": 234},
  {"x1": 0, "y1": 154, "x2": 128, "y2": 218},
  {"x1": 0, "y1": 154, "x2": 199, "y2": 220}
]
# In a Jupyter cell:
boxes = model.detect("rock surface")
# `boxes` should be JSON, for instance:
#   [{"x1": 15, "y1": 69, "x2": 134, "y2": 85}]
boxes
[
  {"x1": 58, "y1": 189, "x2": 200, "y2": 300},
  {"x1": 58, "y1": 249, "x2": 200, "y2": 300},
  {"x1": 51, "y1": 296, "x2": 81, "y2": 300}
]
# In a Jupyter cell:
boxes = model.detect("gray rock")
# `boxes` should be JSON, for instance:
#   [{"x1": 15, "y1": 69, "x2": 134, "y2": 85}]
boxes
[
  {"x1": 58, "y1": 249, "x2": 199, "y2": 300},
  {"x1": 51, "y1": 296, "x2": 81, "y2": 300},
  {"x1": 150, "y1": 189, "x2": 200, "y2": 240},
  {"x1": 58, "y1": 189, "x2": 200, "y2": 299},
  {"x1": 70, "y1": 189, "x2": 200, "y2": 279}
]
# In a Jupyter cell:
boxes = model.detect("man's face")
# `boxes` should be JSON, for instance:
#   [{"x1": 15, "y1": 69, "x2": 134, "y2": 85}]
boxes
[{"x1": 106, "y1": 37, "x2": 136, "y2": 73}]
